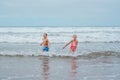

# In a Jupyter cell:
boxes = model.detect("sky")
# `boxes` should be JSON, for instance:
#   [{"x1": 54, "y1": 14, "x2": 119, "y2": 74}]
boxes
[{"x1": 0, "y1": 0, "x2": 120, "y2": 26}]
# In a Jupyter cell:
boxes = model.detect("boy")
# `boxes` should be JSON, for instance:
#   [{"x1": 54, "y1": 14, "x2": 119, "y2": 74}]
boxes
[
  {"x1": 63, "y1": 34, "x2": 78, "y2": 52},
  {"x1": 40, "y1": 33, "x2": 50, "y2": 52}
]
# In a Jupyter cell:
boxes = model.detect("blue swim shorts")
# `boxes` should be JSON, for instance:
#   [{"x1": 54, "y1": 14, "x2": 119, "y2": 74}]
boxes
[{"x1": 43, "y1": 46, "x2": 49, "y2": 51}]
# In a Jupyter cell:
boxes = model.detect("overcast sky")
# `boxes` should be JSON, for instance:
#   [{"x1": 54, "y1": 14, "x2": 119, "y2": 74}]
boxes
[{"x1": 0, "y1": 0, "x2": 119, "y2": 26}]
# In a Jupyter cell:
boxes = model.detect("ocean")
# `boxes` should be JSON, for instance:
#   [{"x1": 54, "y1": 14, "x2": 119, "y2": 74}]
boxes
[
  {"x1": 0, "y1": 26, "x2": 120, "y2": 80},
  {"x1": 0, "y1": 26, "x2": 120, "y2": 56}
]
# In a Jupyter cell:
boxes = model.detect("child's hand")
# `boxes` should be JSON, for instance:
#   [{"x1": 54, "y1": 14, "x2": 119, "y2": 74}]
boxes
[{"x1": 40, "y1": 43, "x2": 42, "y2": 46}]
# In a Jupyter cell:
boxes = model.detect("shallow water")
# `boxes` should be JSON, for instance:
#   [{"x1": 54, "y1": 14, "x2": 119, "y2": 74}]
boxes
[
  {"x1": 0, "y1": 56, "x2": 120, "y2": 80},
  {"x1": 0, "y1": 42, "x2": 120, "y2": 57},
  {"x1": 0, "y1": 26, "x2": 120, "y2": 80}
]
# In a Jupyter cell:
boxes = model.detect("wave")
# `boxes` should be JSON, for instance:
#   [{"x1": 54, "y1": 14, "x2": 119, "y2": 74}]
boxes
[
  {"x1": 0, "y1": 27, "x2": 120, "y2": 43},
  {"x1": 0, "y1": 51, "x2": 120, "y2": 58},
  {"x1": 0, "y1": 33, "x2": 120, "y2": 43},
  {"x1": 0, "y1": 41, "x2": 120, "y2": 44},
  {"x1": 0, "y1": 26, "x2": 120, "y2": 32}
]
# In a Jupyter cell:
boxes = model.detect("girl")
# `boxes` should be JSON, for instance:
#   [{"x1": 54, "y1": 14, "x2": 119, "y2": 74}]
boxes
[{"x1": 63, "y1": 34, "x2": 78, "y2": 52}]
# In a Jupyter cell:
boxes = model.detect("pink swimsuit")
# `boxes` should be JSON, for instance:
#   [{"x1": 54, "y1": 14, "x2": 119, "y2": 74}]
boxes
[{"x1": 70, "y1": 41, "x2": 77, "y2": 52}]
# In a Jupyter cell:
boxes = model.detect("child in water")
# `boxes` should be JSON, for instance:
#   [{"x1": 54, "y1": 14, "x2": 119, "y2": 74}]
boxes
[
  {"x1": 63, "y1": 34, "x2": 78, "y2": 52},
  {"x1": 40, "y1": 33, "x2": 50, "y2": 52}
]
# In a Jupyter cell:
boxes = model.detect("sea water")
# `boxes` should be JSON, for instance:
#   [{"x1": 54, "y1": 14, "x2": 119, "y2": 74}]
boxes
[
  {"x1": 0, "y1": 27, "x2": 120, "y2": 43},
  {"x1": 0, "y1": 26, "x2": 120, "y2": 80},
  {"x1": 0, "y1": 26, "x2": 120, "y2": 57}
]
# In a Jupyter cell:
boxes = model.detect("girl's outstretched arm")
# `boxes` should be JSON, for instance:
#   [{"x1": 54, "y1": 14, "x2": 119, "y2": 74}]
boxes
[{"x1": 63, "y1": 40, "x2": 72, "y2": 49}]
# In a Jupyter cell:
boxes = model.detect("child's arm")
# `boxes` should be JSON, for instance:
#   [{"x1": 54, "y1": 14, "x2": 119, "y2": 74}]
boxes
[
  {"x1": 40, "y1": 42, "x2": 43, "y2": 46},
  {"x1": 63, "y1": 40, "x2": 72, "y2": 49},
  {"x1": 47, "y1": 39, "x2": 50, "y2": 46},
  {"x1": 40, "y1": 38, "x2": 43, "y2": 46}
]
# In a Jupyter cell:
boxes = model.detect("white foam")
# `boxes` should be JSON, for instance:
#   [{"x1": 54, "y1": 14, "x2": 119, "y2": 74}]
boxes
[{"x1": 0, "y1": 27, "x2": 120, "y2": 43}]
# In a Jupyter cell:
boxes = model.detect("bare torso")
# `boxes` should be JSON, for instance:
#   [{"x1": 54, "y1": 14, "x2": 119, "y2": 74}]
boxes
[{"x1": 42, "y1": 38, "x2": 49, "y2": 46}]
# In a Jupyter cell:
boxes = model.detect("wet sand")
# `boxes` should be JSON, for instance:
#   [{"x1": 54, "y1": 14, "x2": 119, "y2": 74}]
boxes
[{"x1": 0, "y1": 56, "x2": 120, "y2": 80}]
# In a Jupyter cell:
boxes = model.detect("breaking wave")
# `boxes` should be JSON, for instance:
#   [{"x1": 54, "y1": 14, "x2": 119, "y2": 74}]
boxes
[
  {"x1": 0, "y1": 51, "x2": 120, "y2": 58},
  {"x1": 0, "y1": 27, "x2": 120, "y2": 43}
]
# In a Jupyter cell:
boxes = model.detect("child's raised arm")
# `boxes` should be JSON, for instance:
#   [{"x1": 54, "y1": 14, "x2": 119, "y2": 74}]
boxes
[{"x1": 63, "y1": 40, "x2": 72, "y2": 49}]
